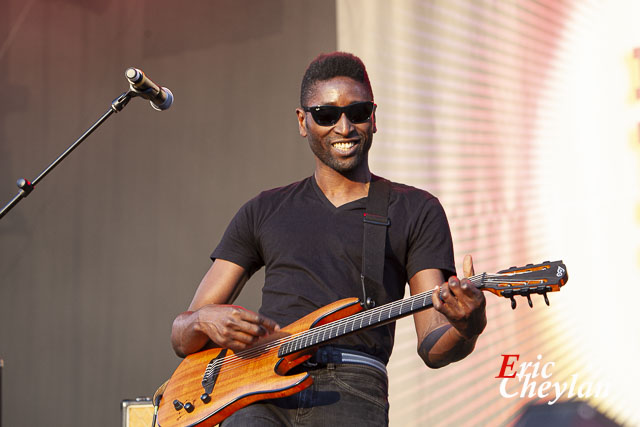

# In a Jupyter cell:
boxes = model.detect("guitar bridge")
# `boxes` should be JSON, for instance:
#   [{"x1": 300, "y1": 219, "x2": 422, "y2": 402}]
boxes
[{"x1": 202, "y1": 349, "x2": 227, "y2": 395}]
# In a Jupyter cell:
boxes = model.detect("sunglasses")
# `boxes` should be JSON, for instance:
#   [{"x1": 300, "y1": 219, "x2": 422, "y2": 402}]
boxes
[{"x1": 302, "y1": 101, "x2": 375, "y2": 126}]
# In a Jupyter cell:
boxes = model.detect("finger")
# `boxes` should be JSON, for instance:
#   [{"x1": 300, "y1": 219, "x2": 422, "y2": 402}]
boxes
[
  {"x1": 256, "y1": 315, "x2": 280, "y2": 333},
  {"x1": 452, "y1": 277, "x2": 483, "y2": 307},
  {"x1": 440, "y1": 280, "x2": 453, "y2": 301},
  {"x1": 241, "y1": 313, "x2": 280, "y2": 335},
  {"x1": 231, "y1": 319, "x2": 273, "y2": 337},
  {"x1": 231, "y1": 308, "x2": 280, "y2": 335},
  {"x1": 446, "y1": 276, "x2": 461, "y2": 299},
  {"x1": 432, "y1": 284, "x2": 443, "y2": 311},
  {"x1": 458, "y1": 277, "x2": 480, "y2": 299},
  {"x1": 225, "y1": 330, "x2": 262, "y2": 351},
  {"x1": 463, "y1": 254, "x2": 475, "y2": 278}
]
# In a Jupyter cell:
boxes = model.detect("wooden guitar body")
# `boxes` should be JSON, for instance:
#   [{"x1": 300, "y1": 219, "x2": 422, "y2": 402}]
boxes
[{"x1": 157, "y1": 297, "x2": 362, "y2": 427}]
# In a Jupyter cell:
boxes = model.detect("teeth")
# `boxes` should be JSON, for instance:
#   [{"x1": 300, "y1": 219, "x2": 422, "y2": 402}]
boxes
[{"x1": 333, "y1": 142, "x2": 355, "y2": 150}]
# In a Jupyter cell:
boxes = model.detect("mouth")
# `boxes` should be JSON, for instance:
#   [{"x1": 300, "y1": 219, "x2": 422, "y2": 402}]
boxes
[{"x1": 331, "y1": 139, "x2": 359, "y2": 153}]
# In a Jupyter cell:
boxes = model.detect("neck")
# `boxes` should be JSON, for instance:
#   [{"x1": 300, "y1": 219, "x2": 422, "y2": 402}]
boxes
[{"x1": 314, "y1": 162, "x2": 371, "y2": 207}]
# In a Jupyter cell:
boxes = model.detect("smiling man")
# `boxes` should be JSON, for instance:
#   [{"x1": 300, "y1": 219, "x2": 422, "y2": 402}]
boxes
[{"x1": 171, "y1": 52, "x2": 486, "y2": 426}]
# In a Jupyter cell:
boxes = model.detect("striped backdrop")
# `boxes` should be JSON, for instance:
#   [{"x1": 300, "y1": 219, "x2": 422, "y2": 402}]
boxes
[{"x1": 338, "y1": 1, "x2": 640, "y2": 425}]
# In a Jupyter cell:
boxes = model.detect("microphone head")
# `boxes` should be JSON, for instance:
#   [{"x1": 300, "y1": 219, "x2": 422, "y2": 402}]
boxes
[
  {"x1": 151, "y1": 87, "x2": 173, "y2": 111},
  {"x1": 125, "y1": 67, "x2": 143, "y2": 83}
]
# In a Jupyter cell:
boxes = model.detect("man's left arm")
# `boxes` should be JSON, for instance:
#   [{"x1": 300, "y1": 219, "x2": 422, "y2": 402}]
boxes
[{"x1": 409, "y1": 255, "x2": 487, "y2": 369}]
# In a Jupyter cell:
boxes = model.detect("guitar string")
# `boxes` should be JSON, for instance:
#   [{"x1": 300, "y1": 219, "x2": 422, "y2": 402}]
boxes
[
  {"x1": 207, "y1": 275, "x2": 555, "y2": 376},
  {"x1": 203, "y1": 288, "x2": 441, "y2": 373},
  {"x1": 201, "y1": 272, "x2": 557, "y2": 375},
  {"x1": 202, "y1": 273, "x2": 554, "y2": 375}
]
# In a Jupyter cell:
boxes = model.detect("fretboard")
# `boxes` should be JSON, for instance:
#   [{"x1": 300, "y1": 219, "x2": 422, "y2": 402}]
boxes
[{"x1": 277, "y1": 289, "x2": 438, "y2": 357}]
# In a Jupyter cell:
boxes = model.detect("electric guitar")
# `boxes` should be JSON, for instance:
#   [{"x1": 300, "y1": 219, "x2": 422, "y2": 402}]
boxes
[{"x1": 157, "y1": 260, "x2": 568, "y2": 427}]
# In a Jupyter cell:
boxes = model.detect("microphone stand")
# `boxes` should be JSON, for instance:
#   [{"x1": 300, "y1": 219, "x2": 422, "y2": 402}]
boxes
[
  {"x1": 0, "y1": 90, "x2": 138, "y2": 220},
  {"x1": 1, "y1": 358, "x2": 3, "y2": 427}
]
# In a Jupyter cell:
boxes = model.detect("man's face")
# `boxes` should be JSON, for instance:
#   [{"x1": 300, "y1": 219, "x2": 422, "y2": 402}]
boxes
[{"x1": 296, "y1": 76, "x2": 376, "y2": 175}]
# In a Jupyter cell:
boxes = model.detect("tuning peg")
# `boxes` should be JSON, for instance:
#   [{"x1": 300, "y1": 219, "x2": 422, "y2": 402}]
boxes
[
  {"x1": 543, "y1": 292, "x2": 550, "y2": 306},
  {"x1": 510, "y1": 297, "x2": 517, "y2": 310},
  {"x1": 526, "y1": 294, "x2": 533, "y2": 308}
]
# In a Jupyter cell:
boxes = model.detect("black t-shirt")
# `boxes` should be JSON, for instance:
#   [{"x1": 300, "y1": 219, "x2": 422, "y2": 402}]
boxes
[{"x1": 211, "y1": 175, "x2": 455, "y2": 364}]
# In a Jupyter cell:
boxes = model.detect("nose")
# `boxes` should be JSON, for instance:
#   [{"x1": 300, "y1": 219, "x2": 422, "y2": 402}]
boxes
[{"x1": 334, "y1": 111, "x2": 354, "y2": 135}]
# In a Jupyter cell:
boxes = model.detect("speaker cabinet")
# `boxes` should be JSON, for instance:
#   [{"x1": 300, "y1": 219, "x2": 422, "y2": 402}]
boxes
[{"x1": 121, "y1": 397, "x2": 154, "y2": 427}]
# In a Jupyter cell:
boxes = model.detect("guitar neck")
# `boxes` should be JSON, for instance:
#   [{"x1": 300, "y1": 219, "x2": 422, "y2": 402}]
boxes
[
  {"x1": 278, "y1": 283, "x2": 449, "y2": 357},
  {"x1": 277, "y1": 259, "x2": 567, "y2": 357}
]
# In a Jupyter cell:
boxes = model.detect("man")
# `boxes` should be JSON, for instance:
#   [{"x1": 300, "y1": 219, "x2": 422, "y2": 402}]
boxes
[{"x1": 171, "y1": 52, "x2": 486, "y2": 426}]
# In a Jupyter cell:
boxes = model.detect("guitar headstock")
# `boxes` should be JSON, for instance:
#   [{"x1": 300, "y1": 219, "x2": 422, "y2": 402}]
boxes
[{"x1": 479, "y1": 260, "x2": 568, "y2": 309}]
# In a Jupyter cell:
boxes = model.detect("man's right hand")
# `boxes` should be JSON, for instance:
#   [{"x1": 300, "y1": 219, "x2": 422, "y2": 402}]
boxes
[
  {"x1": 192, "y1": 304, "x2": 280, "y2": 352},
  {"x1": 171, "y1": 259, "x2": 280, "y2": 357}
]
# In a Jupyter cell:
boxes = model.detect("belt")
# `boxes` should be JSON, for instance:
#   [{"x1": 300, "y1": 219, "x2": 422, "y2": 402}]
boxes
[{"x1": 304, "y1": 346, "x2": 387, "y2": 376}]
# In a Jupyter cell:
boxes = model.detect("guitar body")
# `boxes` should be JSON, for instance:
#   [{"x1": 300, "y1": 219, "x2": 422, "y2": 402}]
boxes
[{"x1": 157, "y1": 297, "x2": 362, "y2": 427}]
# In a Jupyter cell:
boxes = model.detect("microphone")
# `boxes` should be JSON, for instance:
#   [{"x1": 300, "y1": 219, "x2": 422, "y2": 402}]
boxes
[{"x1": 125, "y1": 67, "x2": 174, "y2": 111}]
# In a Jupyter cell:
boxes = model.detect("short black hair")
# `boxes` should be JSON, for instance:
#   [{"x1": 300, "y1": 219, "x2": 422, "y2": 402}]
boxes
[{"x1": 300, "y1": 51, "x2": 373, "y2": 107}]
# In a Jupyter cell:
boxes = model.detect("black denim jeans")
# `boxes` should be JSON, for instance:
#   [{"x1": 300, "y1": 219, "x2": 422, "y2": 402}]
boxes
[{"x1": 222, "y1": 363, "x2": 389, "y2": 426}]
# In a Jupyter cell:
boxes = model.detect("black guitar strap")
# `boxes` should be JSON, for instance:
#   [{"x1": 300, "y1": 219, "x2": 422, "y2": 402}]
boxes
[{"x1": 360, "y1": 176, "x2": 391, "y2": 309}]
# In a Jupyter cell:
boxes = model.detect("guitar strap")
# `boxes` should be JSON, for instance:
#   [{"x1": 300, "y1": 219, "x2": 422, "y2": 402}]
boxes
[{"x1": 360, "y1": 176, "x2": 391, "y2": 309}]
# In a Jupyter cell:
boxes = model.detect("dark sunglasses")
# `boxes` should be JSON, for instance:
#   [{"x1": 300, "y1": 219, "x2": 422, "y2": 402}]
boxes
[{"x1": 302, "y1": 101, "x2": 375, "y2": 126}]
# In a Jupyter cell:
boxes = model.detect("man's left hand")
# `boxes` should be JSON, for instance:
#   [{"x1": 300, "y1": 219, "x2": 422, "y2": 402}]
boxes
[{"x1": 432, "y1": 254, "x2": 487, "y2": 340}]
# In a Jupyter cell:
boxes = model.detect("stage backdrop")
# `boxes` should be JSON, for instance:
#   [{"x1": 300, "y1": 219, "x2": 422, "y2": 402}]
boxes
[
  {"x1": 338, "y1": 0, "x2": 640, "y2": 426},
  {"x1": 2, "y1": 1, "x2": 639, "y2": 427},
  {"x1": 0, "y1": 1, "x2": 336, "y2": 426}
]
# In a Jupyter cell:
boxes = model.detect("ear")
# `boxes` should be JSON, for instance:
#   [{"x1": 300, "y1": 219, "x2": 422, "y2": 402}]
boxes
[
  {"x1": 372, "y1": 104, "x2": 377, "y2": 134},
  {"x1": 296, "y1": 108, "x2": 308, "y2": 137}
]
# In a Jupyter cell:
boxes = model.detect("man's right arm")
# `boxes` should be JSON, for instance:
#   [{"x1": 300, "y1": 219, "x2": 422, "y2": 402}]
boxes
[{"x1": 171, "y1": 259, "x2": 280, "y2": 357}]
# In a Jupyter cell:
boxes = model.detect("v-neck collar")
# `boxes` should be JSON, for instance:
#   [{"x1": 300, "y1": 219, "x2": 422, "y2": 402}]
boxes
[{"x1": 310, "y1": 174, "x2": 368, "y2": 211}]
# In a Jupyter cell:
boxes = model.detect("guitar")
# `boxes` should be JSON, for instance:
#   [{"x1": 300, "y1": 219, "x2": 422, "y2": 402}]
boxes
[{"x1": 157, "y1": 260, "x2": 568, "y2": 427}]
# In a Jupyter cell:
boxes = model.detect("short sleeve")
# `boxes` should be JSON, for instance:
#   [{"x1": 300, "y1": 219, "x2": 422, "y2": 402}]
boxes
[
  {"x1": 211, "y1": 199, "x2": 264, "y2": 276},
  {"x1": 405, "y1": 197, "x2": 456, "y2": 280}
]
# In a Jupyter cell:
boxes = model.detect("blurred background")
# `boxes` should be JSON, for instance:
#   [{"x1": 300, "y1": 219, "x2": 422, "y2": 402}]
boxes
[{"x1": 0, "y1": 1, "x2": 638, "y2": 426}]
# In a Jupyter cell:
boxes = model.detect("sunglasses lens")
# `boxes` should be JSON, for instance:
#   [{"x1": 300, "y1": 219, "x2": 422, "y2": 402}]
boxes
[
  {"x1": 311, "y1": 107, "x2": 341, "y2": 126},
  {"x1": 346, "y1": 102, "x2": 374, "y2": 123}
]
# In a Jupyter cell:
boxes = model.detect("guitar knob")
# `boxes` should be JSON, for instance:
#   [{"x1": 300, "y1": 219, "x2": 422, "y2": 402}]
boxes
[
  {"x1": 173, "y1": 400, "x2": 184, "y2": 411},
  {"x1": 184, "y1": 402, "x2": 195, "y2": 413},
  {"x1": 526, "y1": 294, "x2": 533, "y2": 308},
  {"x1": 200, "y1": 393, "x2": 211, "y2": 403},
  {"x1": 510, "y1": 297, "x2": 517, "y2": 310}
]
